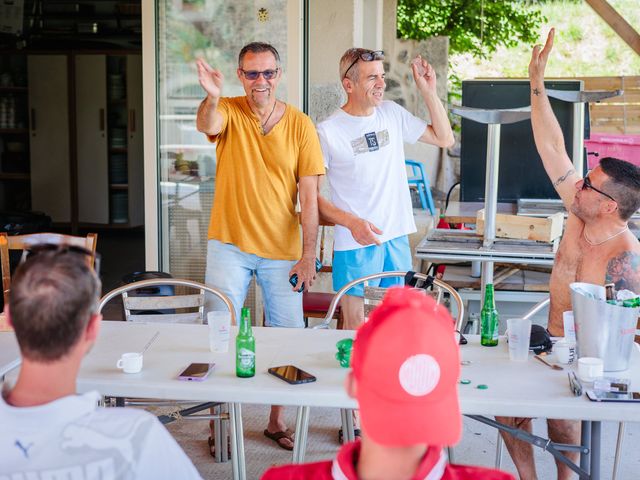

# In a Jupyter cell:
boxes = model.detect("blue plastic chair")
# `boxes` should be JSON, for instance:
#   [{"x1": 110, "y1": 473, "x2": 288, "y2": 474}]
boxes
[{"x1": 405, "y1": 159, "x2": 435, "y2": 215}]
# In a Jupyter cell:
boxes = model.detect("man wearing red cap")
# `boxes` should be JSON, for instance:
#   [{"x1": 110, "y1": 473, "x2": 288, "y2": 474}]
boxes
[{"x1": 261, "y1": 288, "x2": 514, "y2": 480}]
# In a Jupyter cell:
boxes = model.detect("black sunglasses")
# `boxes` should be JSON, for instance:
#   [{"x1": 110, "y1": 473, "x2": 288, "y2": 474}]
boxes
[
  {"x1": 581, "y1": 175, "x2": 616, "y2": 203},
  {"x1": 343, "y1": 50, "x2": 384, "y2": 79},
  {"x1": 239, "y1": 68, "x2": 279, "y2": 80},
  {"x1": 25, "y1": 243, "x2": 101, "y2": 276}
]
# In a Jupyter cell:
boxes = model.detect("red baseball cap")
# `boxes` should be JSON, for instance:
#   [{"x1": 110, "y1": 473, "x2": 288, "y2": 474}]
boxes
[{"x1": 351, "y1": 287, "x2": 461, "y2": 446}]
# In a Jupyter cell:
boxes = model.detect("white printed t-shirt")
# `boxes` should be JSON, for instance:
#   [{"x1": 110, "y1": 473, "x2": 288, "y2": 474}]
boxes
[
  {"x1": 317, "y1": 100, "x2": 427, "y2": 251},
  {"x1": 0, "y1": 389, "x2": 202, "y2": 480}
]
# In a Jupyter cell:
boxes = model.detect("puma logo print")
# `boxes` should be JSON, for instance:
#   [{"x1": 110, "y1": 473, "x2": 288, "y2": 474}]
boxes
[
  {"x1": 61, "y1": 416, "x2": 149, "y2": 466},
  {"x1": 15, "y1": 439, "x2": 33, "y2": 458}
]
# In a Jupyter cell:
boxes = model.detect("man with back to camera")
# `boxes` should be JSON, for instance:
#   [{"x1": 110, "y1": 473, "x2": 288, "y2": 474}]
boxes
[
  {"x1": 496, "y1": 28, "x2": 640, "y2": 480},
  {"x1": 261, "y1": 287, "x2": 515, "y2": 480},
  {"x1": 0, "y1": 245, "x2": 201, "y2": 479},
  {"x1": 196, "y1": 42, "x2": 325, "y2": 451},
  {"x1": 316, "y1": 48, "x2": 455, "y2": 331}
]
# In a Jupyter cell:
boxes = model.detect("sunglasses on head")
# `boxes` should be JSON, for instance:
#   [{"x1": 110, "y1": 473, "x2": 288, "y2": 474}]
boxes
[
  {"x1": 581, "y1": 175, "x2": 617, "y2": 203},
  {"x1": 25, "y1": 243, "x2": 101, "y2": 276},
  {"x1": 343, "y1": 50, "x2": 385, "y2": 79},
  {"x1": 239, "y1": 68, "x2": 279, "y2": 80}
]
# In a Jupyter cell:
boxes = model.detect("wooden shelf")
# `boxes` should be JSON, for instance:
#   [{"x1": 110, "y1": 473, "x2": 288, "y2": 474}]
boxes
[
  {"x1": 0, "y1": 129, "x2": 28, "y2": 134},
  {"x1": 0, "y1": 173, "x2": 30, "y2": 181},
  {"x1": 109, "y1": 183, "x2": 128, "y2": 189},
  {"x1": 109, "y1": 147, "x2": 127, "y2": 153}
]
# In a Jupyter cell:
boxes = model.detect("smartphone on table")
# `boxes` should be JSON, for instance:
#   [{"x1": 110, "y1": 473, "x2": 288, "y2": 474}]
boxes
[
  {"x1": 177, "y1": 363, "x2": 215, "y2": 381},
  {"x1": 268, "y1": 365, "x2": 317, "y2": 385},
  {"x1": 586, "y1": 390, "x2": 640, "y2": 402}
]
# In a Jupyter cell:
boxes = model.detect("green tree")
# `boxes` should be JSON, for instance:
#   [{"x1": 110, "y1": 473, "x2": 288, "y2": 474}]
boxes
[{"x1": 397, "y1": 0, "x2": 546, "y2": 58}]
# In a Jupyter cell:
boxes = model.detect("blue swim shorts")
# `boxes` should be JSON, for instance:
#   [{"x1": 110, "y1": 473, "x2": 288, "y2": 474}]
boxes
[{"x1": 332, "y1": 235, "x2": 412, "y2": 297}]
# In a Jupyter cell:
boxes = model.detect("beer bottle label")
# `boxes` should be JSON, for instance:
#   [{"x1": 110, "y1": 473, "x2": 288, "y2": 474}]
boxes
[{"x1": 238, "y1": 348, "x2": 255, "y2": 368}]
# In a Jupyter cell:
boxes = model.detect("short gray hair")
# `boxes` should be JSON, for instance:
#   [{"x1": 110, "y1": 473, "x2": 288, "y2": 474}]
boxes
[{"x1": 339, "y1": 48, "x2": 384, "y2": 82}]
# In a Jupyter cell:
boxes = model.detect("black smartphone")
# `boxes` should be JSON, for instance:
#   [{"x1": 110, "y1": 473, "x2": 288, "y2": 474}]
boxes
[
  {"x1": 268, "y1": 365, "x2": 317, "y2": 385},
  {"x1": 289, "y1": 258, "x2": 323, "y2": 292},
  {"x1": 586, "y1": 390, "x2": 640, "y2": 402},
  {"x1": 177, "y1": 363, "x2": 215, "y2": 382}
]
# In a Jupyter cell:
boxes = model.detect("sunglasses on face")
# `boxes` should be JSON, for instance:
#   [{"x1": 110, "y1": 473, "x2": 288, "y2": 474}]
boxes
[
  {"x1": 343, "y1": 50, "x2": 385, "y2": 79},
  {"x1": 581, "y1": 175, "x2": 617, "y2": 203},
  {"x1": 239, "y1": 68, "x2": 279, "y2": 80},
  {"x1": 25, "y1": 243, "x2": 101, "y2": 276}
]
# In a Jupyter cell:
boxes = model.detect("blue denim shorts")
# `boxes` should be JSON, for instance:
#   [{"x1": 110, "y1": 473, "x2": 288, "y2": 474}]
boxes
[
  {"x1": 204, "y1": 239, "x2": 303, "y2": 328},
  {"x1": 332, "y1": 235, "x2": 412, "y2": 297}
]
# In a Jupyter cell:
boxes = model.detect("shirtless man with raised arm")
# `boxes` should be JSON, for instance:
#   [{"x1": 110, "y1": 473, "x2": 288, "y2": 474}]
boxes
[{"x1": 496, "y1": 28, "x2": 640, "y2": 480}]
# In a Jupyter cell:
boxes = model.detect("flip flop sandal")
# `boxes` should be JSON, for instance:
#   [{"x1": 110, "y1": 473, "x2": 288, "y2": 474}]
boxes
[
  {"x1": 338, "y1": 428, "x2": 361, "y2": 444},
  {"x1": 263, "y1": 428, "x2": 295, "y2": 451},
  {"x1": 208, "y1": 435, "x2": 232, "y2": 459}
]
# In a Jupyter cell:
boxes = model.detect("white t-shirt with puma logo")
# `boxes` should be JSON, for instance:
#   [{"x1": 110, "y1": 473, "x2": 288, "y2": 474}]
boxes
[{"x1": 0, "y1": 388, "x2": 202, "y2": 479}]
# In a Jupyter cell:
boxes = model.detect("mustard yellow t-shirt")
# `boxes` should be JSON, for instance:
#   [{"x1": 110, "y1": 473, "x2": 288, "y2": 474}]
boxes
[{"x1": 207, "y1": 96, "x2": 325, "y2": 260}]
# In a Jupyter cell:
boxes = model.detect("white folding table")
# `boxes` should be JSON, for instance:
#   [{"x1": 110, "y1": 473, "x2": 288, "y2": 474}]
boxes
[{"x1": 2, "y1": 323, "x2": 639, "y2": 480}]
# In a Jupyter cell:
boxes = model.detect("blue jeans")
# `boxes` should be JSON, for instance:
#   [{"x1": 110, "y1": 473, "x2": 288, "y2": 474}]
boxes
[{"x1": 205, "y1": 239, "x2": 303, "y2": 328}]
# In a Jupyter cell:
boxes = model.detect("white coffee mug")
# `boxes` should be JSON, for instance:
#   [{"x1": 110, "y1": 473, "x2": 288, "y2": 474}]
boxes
[
  {"x1": 578, "y1": 357, "x2": 603, "y2": 383},
  {"x1": 116, "y1": 352, "x2": 143, "y2": 374},
  {"x1": 554, "y1": 339, "x2": 576, "y2": 364}
]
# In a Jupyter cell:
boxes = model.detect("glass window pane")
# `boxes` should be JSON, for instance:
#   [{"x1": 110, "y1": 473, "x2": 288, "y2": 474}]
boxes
[{"x1": 157, "y1": 0, "x2": 293, "y2": 281}]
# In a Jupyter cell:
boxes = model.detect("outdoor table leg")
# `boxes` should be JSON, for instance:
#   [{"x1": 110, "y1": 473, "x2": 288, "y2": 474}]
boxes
[
  {"x1": 590, "y1": 421, "x2": 601, "y2": 480},
  {"x1": 229, "y1": 402, "x2": 246, "y2": 480},
  {"x1": 293, "y1": 406, "x2": 311, "y2": 463},
  {"x1": 580, "y1": 420, "x2": 591, "y2": 476}
]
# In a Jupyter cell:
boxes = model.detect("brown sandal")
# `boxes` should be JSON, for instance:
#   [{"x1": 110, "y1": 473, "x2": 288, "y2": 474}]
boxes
[
  {"x1": 263, "y1": 428, "x2": 295, "y2": 451},
  {"x1": 208, "y1": 435, "x2": 231, "y2": 458}
]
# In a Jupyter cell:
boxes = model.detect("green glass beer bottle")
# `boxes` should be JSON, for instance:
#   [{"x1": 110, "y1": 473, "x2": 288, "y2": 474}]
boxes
[
  {"x1": 236, "y1": 307, "x2": 256, "y2": 378},
  {"x1": 480, "y1": 284, "x2": 499, "y2": 347}
]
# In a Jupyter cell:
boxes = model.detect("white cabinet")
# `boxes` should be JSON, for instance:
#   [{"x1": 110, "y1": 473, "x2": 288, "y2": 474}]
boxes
[
  {"x1": 76, "y1": 55, "x2": 109, "y2": 224},
  {"x1": 76, "y1": 54, "x2": 143, "y2": 227},
  {"x1": 28, "y1": 55, "x2": 71, "y2": 223},
  {"x1": 28, "y1": 53, "x2": 143, "y2": 227}
]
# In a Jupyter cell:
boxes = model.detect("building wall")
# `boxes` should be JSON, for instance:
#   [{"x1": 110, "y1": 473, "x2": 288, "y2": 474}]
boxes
[{"x1": 309, "y1": 0, "x2": 450, "y2": 193}]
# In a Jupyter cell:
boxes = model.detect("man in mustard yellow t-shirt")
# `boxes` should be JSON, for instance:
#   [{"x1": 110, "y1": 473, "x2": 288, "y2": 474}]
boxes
[{"x1": 196, "y1": 42, "x2": 325, "y2": 451}]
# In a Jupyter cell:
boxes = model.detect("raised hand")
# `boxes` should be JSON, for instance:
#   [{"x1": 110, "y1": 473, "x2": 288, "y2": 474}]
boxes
[
  {"x1": 196, "y1": 58, "x2": 224, "y2": 100},
  {"x1": 529, "y1": 28, "x2": 554, "y2": 83},
  {"x1": 411, "y1": 55, "x2": 437, "y2": 93}
]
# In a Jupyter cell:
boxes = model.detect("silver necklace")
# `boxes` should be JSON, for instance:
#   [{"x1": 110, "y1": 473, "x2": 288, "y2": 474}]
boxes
[
  {"x1": 260, "y1": 100, "x2": 277, "y2": 134},
  {"x1": 583, "y1": 225, "x2": 629, "y2": 246}
]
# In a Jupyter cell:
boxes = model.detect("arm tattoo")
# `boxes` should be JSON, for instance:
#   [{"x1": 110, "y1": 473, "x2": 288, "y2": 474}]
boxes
[
  {"x1": 532, "y1": 88, "x2": 541, "y2": 96},
  {"x1": 605, "y1": 251, "x2": 640, "y2": 294},
  {"x1": 553, "y1": 168, "x2": 576, "y2": 187}
]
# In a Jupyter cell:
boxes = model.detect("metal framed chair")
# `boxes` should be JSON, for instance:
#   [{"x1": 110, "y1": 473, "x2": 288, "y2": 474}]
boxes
[
  {"x1": 98, "y1": 278, "x2": 236, "y2": 463},
  {"x1": 0, "y1": 232, "x2": 98, "y2": 307},
  {"x1": 292, "y1": 271, "x2": 464, "y2": 462}
]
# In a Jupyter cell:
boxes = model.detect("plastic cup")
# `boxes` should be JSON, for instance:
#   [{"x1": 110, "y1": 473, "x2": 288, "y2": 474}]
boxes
[
  {"x1": 578, "y1": 357, "x2": 604, "y2": 383},
  {"x1": 208, "y1": 311, "x2": 231, "y2": 353},
  {"x1": 554, "y1": 338, "x2": 576, "y2": 364},
  {"x1": 507, "y1": 318, "x2": 532, "y2": 362},
  {"x1": 116, "y1": 352, "x2": 143, "y2": 373}
]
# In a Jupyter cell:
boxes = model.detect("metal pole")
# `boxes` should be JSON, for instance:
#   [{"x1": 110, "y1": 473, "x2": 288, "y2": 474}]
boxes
[
  {"x1": 483, "y1": 123, "x2": 501, "y2": 249},
  {"x1": 480, "y1": 123, "x2": 500, "y2": 293},
  {"x1": 580, "y1": 420, "x2": 591, "y2": 475},
  {"x1": 591, "y1": 421, "x2": 601, "y2": 480},
  {"x1": 572, "y1": 102, "x2": 585, "y2": 175}
]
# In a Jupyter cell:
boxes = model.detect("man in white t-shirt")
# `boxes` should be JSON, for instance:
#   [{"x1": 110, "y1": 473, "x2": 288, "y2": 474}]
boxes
[
  {"x1": 0, "y1": 246, "x2": 201, "y2": 479},
  {"x1": 317, "y1": 48, "x2": 455, "y2": 329}
]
